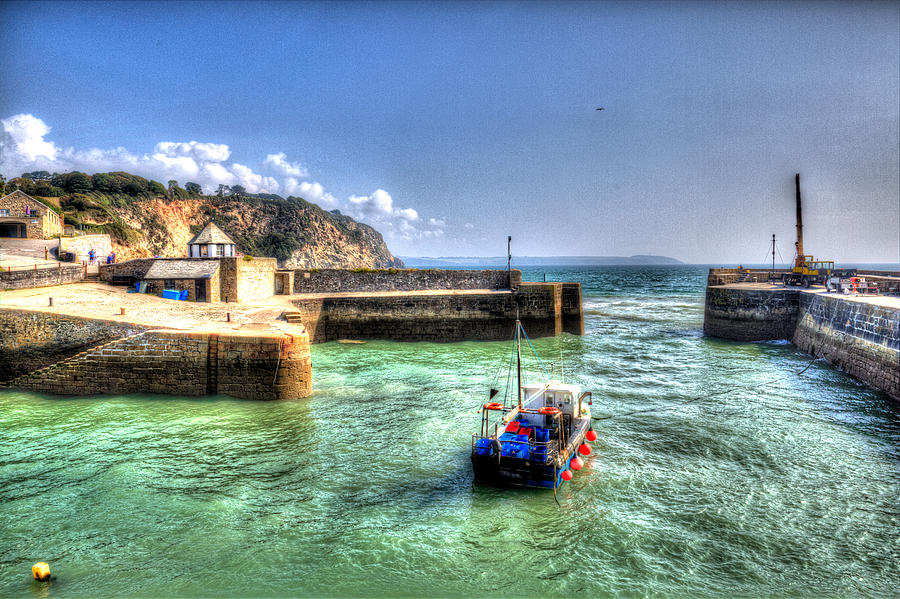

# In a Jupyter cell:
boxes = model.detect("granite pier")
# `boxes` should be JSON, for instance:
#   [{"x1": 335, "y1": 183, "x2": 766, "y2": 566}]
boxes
[
  {"x1": 0, "y1": 268, "x2": 584, "y2": 400},
  {"x1": 704, "y1": 268, "x2": 900, "y2": 401}
]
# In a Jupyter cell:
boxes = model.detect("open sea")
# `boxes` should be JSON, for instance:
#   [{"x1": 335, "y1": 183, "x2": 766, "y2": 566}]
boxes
[{"x1": 2, "y1": 265, "x2": 899, "y2": 598}]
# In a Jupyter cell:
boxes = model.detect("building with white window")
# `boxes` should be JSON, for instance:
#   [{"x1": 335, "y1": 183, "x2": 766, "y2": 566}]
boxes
[
  {"x1": 187, "y1": 222, "x2": 236, "y2": 258},
  {"x1": 0, "y1": 190, "x2": 64, "y2": 238}
]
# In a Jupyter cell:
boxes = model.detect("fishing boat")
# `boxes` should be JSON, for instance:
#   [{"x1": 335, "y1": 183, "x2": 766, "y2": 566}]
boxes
[{"x1": 471, "y1": 319, "x2": 596, "y2": 489}]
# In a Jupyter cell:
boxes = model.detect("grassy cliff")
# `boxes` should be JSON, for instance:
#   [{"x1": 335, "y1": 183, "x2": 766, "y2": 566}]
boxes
[{"x1": 5, "y1": 171, "x2": 402, "y2": 268}]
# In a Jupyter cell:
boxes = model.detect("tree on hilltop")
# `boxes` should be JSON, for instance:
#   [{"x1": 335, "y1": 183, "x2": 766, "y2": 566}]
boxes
[{"x1": 185, "y1": 182, "x2": 202, "y2": 195}]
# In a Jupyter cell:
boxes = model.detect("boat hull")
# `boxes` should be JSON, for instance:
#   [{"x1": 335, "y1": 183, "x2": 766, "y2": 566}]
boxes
[{"x1": 471, "y1": 418, "x2": 590, "y2": 490}]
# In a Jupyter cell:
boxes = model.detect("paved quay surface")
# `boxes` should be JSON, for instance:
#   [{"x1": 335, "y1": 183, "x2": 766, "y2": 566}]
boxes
[
  {"x1": 0, "y1": 282, "x2": 303, "y2": 334},
  {"x1": 716, "y1": 283, "x2": 900, "y2": 310},
  {"x1": 292, "y1": 288, "x2": 509, "y2": 299}
]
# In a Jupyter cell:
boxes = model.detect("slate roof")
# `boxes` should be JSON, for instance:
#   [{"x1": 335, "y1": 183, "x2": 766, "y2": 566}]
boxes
[
  {"x1": 188, "y1": 222, "x2": 235, "y2": 245},
  {"x1": 143, "y1": 259, "x2": 220, "y2": 280}
]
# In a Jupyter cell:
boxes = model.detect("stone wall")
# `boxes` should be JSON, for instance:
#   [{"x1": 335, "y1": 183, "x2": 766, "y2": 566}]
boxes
[
  {"x1": 0, "y1": 308, "x2": 147, "y2": 380},
  {"x1": 293, "y1": 268, "x2": 522, "y2": 293},
  {"x1": 60, "y1": 234, "x2": 112, "y2": 263},
  {"x1": 792, "y1": 294, "x2": 899, "y2": 400},
  {"x1": 560, "y1": 282, "x2": 584, "y2": 335},
  {"x1": 707, "y1": 268, "x2": 791, "y2": 286},
  {"x1": 236, "y1": 257, "x2": 277, "y2": 302},
  {"x1": 0, "y1": 264, "x2": 84, "y2": 290},
  {"x1": 291, "y1": 282, "x2": 581, "y2": 343},
  {"x1": 99, "y1": 258, "x2": 156, "y2": 283},
  {"x1": 703, "y1": 284, "x2": 899, "y2": 401},
  {"x1": 4, "y1": 322, "x2": 311, "y2": 400},
  {"x1": 703, "y1": 286, "x2": 800, "y2": 341}
]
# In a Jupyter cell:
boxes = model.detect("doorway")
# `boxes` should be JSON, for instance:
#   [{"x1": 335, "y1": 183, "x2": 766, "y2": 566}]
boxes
[{"x1": 195, "y1": 280, "x2": 207, "y2": 302}]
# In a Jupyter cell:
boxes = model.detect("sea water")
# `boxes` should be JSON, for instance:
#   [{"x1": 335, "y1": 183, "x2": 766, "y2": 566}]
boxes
[{"x1": 1, "y1": 265, "x2": 898, "y2": 598}]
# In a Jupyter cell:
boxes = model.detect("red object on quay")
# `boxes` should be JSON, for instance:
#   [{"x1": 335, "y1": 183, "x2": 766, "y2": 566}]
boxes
[
  {"x1": 578, "y1": 444, "x2": 592, "y2": 456},
  {"x1": 561, "y1": 470, "x2": 573, "y2": 481},
  {"x1": 586, "y1": 430, "x2": 597, "y2": 442}
]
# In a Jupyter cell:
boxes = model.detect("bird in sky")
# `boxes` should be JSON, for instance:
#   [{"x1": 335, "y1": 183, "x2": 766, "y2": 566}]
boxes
[{"x1": 596, "y1": 107, "x2": 604, "y2": 111}]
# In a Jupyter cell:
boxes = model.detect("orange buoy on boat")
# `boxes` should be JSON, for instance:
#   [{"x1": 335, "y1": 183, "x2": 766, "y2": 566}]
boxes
[
  {"x1": 32, "y1": 562, "x2": 50, "y2": 581},
  {"x1": 561, "y1": 470, "x2": 573, "y2": 481},
  {"x1": 586, "y1": 430, "x2": 597, "y2": 442},
  {"x1": 483, "y1": 402, "x2": 504, "y2": 411},
  {"x1": 570, "y1": 457, "x2": 584, "y2": 471},
  {"x1": 578, "y1": 443, "x2": 592, "y2": 456},
  {"x1": 538, "y1": 406, "x2": 560, "y2": 416}
]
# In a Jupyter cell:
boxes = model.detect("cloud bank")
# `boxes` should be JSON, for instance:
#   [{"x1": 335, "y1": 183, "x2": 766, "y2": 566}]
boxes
[{"x1": 0, "y1": 113, "x2": 444, "y2": 242}]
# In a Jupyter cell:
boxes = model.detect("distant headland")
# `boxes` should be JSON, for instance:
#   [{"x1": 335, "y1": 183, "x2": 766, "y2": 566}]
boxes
[{"x1": 401, "y1": 255, "x2": 684, "y2": 267}]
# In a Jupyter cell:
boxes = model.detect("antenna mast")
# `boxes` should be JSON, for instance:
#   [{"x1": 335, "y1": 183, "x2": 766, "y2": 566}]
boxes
[
  {"x1": 516, "y1": 320, "x2": 523, "y2": 409},
  {"x1": 794, "y1": 173, "x2": 804, "y2": 267},
  {"x1": 771, "y1": 233, "x2": 776, "y2": 275}
]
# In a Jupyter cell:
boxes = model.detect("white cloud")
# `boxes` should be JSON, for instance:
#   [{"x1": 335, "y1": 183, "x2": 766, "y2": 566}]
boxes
[
  {"x1": 0, "y1": 113, "x2": 279, "y2": 194},
  {"x1": 464, "y1": 222, "x2": 475, "y2": 229},
  {"x1": 230, "y1": 163, "x2": 279, "y2": 194},
  {"x1": 155, "y1": 141, "x2": 231, "y2": 162},
  {"x1": 0, "y1": 113, "x2": 445, "y2": 243},
  {"x1": 264, "y1": 152, "x2": 308, "y2": 178}
]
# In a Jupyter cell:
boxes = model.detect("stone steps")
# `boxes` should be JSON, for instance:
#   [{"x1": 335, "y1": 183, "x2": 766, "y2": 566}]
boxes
[
  {"x1": 12, "y1": 332, "x2": 148, "y2": 383},
  {"x1": 282, "y1": 310, "x2": 304, "y2": 324}
]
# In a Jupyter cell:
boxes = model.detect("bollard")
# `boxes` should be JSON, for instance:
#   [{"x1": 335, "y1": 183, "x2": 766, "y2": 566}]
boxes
[
  {"x1": 120, "y1": 308, "x2": 126, "y2": 315},
  {"x1": 49, "y1": 297, "x2": 53, "y2": 307},
  {"x1": 32, "y1": 562, "x2": 50, "y2": 581},
  {"x1": 226, "y1": 312, "x2": 231, "y2": 322}
]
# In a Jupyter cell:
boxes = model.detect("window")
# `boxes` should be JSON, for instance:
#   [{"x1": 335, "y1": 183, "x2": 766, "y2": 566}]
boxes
[
  {"x1": 216, "y1": 244, "x2": 225, "y2": 257},
  {"x1": 200, "y1": 245, "x2": 208, "y2": 257},
  {"x1": 0, "y1": 209, "x2": 8, "y2": 216},
  {"x1": 164, "y1": 279, "x2": 176, "y2": 289}
]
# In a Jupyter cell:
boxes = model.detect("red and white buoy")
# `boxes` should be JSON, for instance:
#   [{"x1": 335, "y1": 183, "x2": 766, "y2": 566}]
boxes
[
  {"x1": 578, "y1": 443, "x2": 592, "y2": 456},
  {"x1": 560, "y1": 469, "x2": 573, "y2": 481},
  {"x1": 570, "y1": 457, "x2": 584, "y2": 471}
]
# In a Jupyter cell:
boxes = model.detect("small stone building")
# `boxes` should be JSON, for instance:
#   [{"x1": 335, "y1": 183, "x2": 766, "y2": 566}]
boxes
[
  {"x1": 0, "y1": 190, "x2": 64, "y2": 239},
  {"x1": 142, "y1": 259, "x2": 222, "y2": 302},
  {"x1": 188, "y1": 222, "x2": 236, "y2": 258}
]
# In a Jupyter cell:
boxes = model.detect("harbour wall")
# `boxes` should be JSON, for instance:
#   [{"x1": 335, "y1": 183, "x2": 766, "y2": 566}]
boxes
[
  {"x1": 0, "y1": 309, "x2": 148, "y2": 380},
  {"x1": 292, "y1": 281, "x2": 583, "y2": 343},
  {"x1": 704, "y1": 282, "x2": 899, "y2": 401},
  {"x1": 1, "y1": 264, "x2": 84, "y2": 290},
  {"x1": 293, "y1": 268, "x2": 522, "y2": 293},
  {"x1": 0, "y1": 309, "x2": 311, "y2": 400}
]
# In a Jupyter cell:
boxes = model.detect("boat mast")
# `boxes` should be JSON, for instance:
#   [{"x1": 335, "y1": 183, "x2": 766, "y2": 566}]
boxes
[{"x1": 516, "y1": 319, "x2": 523, "y2": 409}]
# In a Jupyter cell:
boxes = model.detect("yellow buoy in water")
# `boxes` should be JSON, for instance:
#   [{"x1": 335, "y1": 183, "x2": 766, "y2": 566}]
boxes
[{"x1": 32, "y1": 562, "x2": 50, "y2": 581}]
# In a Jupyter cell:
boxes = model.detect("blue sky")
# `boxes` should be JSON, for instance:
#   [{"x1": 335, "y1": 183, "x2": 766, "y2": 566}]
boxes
[{"x1": 1, "y1": 1, "x2": 897, "y2": 262}]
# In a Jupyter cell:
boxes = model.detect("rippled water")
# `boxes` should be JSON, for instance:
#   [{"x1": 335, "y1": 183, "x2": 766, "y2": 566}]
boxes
[{"x1": 2, "y1": 265, "x2": 899, "y2": 597}]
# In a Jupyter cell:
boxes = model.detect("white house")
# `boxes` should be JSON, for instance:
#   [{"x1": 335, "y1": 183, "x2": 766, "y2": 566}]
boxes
[{"x1": 188, "y1": 222, "x2": 236, "y2": 258}]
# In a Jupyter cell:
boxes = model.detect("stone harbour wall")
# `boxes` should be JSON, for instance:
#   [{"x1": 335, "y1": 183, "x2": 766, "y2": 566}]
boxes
[
  {"x1": 792, "y1": 293, "x2": 899, "y2": 400},
  {"x1": 703, "y1": 281, "x2": 899, "y2": 401},
  {"x1": 560, "y1": 282, "x2": 584, "y2": 336},
  {"x1": 1, "y1": 264, "x2": 84, "y2": 290},
  {"x1": 0, "y1": 308, "x2": 147, "y2": 380},
  {"x1": 292, "y1": 282, "x2": 582, "y2": 343},
  {"x1": 293, "y1": 268, "x2": 522, "y2": 294},
  {"x1": 703, "y1": 286, "x2": 800, "y2": 341},
  {"x1": 5, "y1": 326, "x2": 311, "y2": 400}
]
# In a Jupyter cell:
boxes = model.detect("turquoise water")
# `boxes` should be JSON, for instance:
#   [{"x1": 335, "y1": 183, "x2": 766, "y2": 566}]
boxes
[{"x1": 2, "y1": 265, "x2": 899, "y2": 598}]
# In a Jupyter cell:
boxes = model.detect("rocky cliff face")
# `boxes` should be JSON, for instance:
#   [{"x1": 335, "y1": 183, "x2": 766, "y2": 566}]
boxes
[{"x1": 69, "y1": 194, "x2": 403, "y2": 268}]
